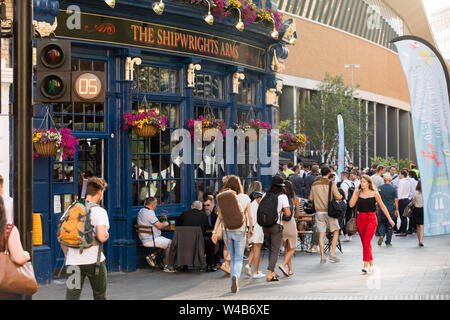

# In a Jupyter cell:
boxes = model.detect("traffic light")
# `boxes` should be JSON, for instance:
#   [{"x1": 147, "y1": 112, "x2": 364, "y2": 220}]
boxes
[
  {"x1": 72, "y1": 71, "x2": 106, "y2": 103},
  {"x1": 36, "y1": 39, "x2": 71, "y2": 103}
]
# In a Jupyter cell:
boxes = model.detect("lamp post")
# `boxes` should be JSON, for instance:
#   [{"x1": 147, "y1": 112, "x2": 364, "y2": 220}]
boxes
[
  {"x1": 13, "y1": 0, "x2": 34, "y2": 299},
  {"x1": 344, "y1": 63, "x2": 360, "y2": 89},
  {"x1": 344, "y1": 63, "x2": 360, "y2": 168}
]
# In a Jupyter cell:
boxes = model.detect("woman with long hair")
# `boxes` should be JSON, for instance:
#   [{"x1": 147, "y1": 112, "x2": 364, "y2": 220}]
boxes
[
  {"x1": 0, "y1": 196, "x2": 31, "y2": 299},
  {"x1": 278, "y1": 180, "x2": 299, "y2": 277},
  {"x1": 349, "y1": 175, "x2": 395, "y2": 273},
  {"x1": 212, "y1": 175, "x2": 253, "y2": 293},
  {"x1": 262, "y1": 175, "x2": 291, "y2": 282},
  {"x1": 247, "y1": 181, "x2": 263, "y2": 202},
  {"x1": 412, "y1": 181, "x2": 424, "y2": 247}
]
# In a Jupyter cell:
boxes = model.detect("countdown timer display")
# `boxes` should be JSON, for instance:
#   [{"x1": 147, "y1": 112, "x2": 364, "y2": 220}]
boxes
[{"x1": 72, "y1": 71, "x2": 106, "y2": 102}]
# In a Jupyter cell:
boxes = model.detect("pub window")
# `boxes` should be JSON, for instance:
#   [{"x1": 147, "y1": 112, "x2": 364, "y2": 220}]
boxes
[
  {"x1": 132, "y1": 66, "x2": 180, "y2": 94},
  {"x1": 193, "y1": 73, "x2": 225, "y2": 100},
  {"x1": 237, "y1": 81, "x2": 257, "y2": 105},
  {"x1": 130, "y1": 101, "x2": 181, "y2": 206},
  {"x1": 53, "y1": 59, "x2": 106, "y2": 132}
]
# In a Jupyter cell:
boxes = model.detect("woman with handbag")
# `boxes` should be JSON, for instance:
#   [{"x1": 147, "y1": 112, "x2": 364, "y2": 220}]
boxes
[
  {"x1": 0, "y1": 196, "x2": 37, "y2": 299},
  {"x1": 349, "y1": 175, "x2": 395, "y2": 273},
  {"x1": 412, "y1": 181, "x2": 424, "y2": 247},
  {"x1": 278, "y1": 180, "x2": 299, "y2": 277}
]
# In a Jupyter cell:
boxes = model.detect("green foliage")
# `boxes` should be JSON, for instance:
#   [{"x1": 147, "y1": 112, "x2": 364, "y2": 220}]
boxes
[
  {"x1": 298, "y1": 73, "x2": 372, "y2": 155},
  {"x1": 370, "y1": 156, "x2": 412, "y2": 170}
]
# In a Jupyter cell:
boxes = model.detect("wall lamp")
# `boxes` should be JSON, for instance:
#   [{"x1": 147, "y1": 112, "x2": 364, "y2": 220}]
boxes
[
  {"x1": 204, "y1": 0, "x2": 214, "y2": 25},
  {"x1": 228, "y1": 7, "x2": 244, "y2": 32},
  {"x1": 270, "y1": 18, "x2": 279, "y2": 40},
  {"x1": 104, "y1": 0, "x2": 115, "y2": 8},
  {"x1": 153, "y1": 0, "x2": 165, "y2": 15}
]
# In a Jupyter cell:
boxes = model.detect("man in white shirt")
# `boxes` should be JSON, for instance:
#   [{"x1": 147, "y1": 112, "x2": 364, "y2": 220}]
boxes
[
  {"x1": 407, "y1": 171, "x2": 418, "y2": 234},
  {"x1": 389, "y1": 166, "x2": 399, "y2": 188},
  {"x1": 64, "y1": 177, "x2": 109, "y2": 300},
  {"x1": 0, "y1": 174, "x2": 14, "y2": 224},
  {"x1": 349, "y1": 170, "x2": 360, "y2": 188},
  {"x1": 396, "y1": 170, "x2": 411, "y2": 236},
  {"x1": 340, "y1": 171, "x2": 355, "y2": 241},
  {"x1": 137, "y1": 197, "x2": 174, "y2": 272},
  {"x1": 370, "y1": 165, "x2": 385, "y2": 188}
]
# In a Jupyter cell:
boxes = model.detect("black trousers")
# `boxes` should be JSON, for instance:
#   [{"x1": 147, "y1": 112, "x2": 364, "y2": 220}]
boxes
[
  {"x1": 263, "y1": 224, "x2": 283, "y2": 272},
  {"x1": 343, "y1": 207, "x2": 354, "y2": 236},
  {"x1": 204, "y1": 236, "x2": 216, "y2": 266},
  {"x1": 398, "y1": 199, "x2": 410, "y2": 233}
]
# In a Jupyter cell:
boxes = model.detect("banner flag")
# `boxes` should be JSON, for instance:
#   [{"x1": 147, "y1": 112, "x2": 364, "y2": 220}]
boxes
[
  {"x1": 392, "y1": 36, "x2": 450, "y2": 236},
  {"x1": 337, "y1": 114, "x2": 345, "y2": 179}
]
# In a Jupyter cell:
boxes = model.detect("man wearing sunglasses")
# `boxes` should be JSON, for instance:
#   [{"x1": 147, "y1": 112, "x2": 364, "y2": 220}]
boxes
[{"x1": 203, "y1": 192, "x2": 221, "y2": 272}]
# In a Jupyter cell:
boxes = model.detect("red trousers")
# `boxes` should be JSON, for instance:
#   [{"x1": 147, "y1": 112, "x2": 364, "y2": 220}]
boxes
[{"x1": 357, "y1": 212, "x2": 378, "y2": 262}]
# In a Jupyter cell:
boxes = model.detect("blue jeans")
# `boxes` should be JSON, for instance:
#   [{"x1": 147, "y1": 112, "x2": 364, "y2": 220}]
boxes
[
  {"x1": 224, "y1": 229, "x2": 246, "y2": 285},
  {"x1": 378, "y1": 210, "x2": 394, "y2": 244}
]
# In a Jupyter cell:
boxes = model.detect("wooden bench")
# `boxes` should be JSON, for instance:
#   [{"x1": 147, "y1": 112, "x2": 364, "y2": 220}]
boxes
[{"x1": 134, "y1": 224, "x2": 164, "y2": 270}]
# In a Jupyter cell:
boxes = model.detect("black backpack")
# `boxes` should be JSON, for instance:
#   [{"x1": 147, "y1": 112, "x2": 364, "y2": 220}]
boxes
[
  {"x1": 257, "y1": 193, "x2": 280, "y2": 228},
  {"x1": 343, "y1": 181, "x2": 355, "y2": 201}
]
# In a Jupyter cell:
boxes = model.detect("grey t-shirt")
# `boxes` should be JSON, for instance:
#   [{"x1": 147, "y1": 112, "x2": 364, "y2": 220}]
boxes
[{"x1": 137, "y1": 207, "x2": 160, "y2": 243}]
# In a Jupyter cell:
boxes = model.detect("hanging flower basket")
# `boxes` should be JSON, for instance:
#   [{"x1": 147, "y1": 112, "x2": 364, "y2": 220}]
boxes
[
  {"x1": 188, "y1": 115, "x2": 227, "y2": 141},
  {"x1": 133, "y1": 125, "x2": 158, "y2": 137},
  {"x1": 235, "y1": 119, "x2": 271, "y2": 142},
  {"x1": 123, "y1": 110, "x2": 167, "y2": 137},
  {"x1": 33, "y1": 128, "x2": 78, "y2": 160},
  {"x1": 34, "y1": 140, "x2": 58, "y2": 157},
  {"x1": 280, "y1": 131, "x2": 308, "y2": 152}
]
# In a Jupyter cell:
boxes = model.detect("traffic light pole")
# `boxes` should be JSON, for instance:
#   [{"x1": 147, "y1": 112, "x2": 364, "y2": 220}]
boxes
[{"x1": 13, "y1": 0, "x2": 34, "y2": 300}]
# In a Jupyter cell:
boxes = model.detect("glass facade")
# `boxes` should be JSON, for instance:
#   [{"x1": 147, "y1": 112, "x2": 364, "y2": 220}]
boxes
[{"x1": 276, "y1": 0, "x2": 410, "y2": 51}]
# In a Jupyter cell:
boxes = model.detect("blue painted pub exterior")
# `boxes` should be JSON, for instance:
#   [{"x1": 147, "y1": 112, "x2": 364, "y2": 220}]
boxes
[{"x1": 32, "y1": 0, "x2": 287, "y2": 284}]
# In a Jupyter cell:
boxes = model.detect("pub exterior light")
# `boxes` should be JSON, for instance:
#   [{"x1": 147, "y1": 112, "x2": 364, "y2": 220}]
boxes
[
  {"x1": 104, "y1": 0, "x2": 116, "y2": 8},
  {"x1": 153, "y1": 0, "x2": 165, "y2": 15},
  {"x1": 204, "y1": 0, "x2": 214, "y2": 25}
]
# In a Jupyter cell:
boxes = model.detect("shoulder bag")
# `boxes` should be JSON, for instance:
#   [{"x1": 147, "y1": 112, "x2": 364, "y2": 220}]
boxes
[
  {"x1": 0, "y1": 224, "x2": 39, "y2": 295},
  {"x1": 327, "y1": 181, "x2": 343, "y2": 219}
]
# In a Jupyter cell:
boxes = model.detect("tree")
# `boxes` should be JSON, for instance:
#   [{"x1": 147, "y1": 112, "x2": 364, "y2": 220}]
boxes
[{"x1": 298, "y1": 73, "x2": 372, "y2": 164}]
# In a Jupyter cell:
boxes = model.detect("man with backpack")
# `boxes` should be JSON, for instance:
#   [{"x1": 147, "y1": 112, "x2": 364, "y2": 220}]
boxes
[
  {"x1": 61, "y1": 177, "x2": 109, "y2": 300},
  {"x1": 340, "y1": 171, "x2": 355, "y2": 242},
  {"x1": 309, "y1": 167, "x2": 343, "y2": 264}
]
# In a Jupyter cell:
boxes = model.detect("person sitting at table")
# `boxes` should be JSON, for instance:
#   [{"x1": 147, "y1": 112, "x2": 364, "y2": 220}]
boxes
[
  {"x1": 203, "y1": 193, "x2": 221, "y2": 272},
  {"x1": 176, "y1": 201, "x2": 210, "y2": 269},
  {"x1": 137, "y1": 197, "x2": 175, "y2": 273},
  {"x1": 176, "y1": 201, "x2": 208, "y2": 235}
]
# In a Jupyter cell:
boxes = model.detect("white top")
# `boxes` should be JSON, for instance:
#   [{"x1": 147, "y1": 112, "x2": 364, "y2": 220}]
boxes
[
  {"x1": 390, "y1": 174, "x2": 399, "y2": 188},
  {"x1": 137, "y1": 207, "x2": 161, "y2": 241},
  {"x1": 229, "y1": 193, "x2": 251, "y2": 232},
  {"x1": 340, "y1": 180, "x2": 354, "y2": 199},
  {"x1": 407, "y1": 177, "x2": 418, "y2": 200},
  {"x1": 2, "y1": 194, "x2": 14, "y2": 224},
  {"x1": 412, "y1": 190, "x2": 423, "y2": 208},
  {"x1": 65, "y1": 205, "x2": 109, "y2": 266},
  {"x1": 371, "y1": 174, "x2": 384, "y2": 188},
  {"x1": 261, "y1": 193, "x2": 290, "y2": 225},
  {"x1": 398, "y1": 178, "x2": 411, "y2": 200}
]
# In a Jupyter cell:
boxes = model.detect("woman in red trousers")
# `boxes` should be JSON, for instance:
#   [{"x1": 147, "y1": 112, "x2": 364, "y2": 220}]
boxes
[{"x1": 349, "y1": 175, "x2": 395, "y2": 273}]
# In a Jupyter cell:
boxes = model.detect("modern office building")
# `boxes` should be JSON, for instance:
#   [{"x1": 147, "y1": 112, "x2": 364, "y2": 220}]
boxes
[
  {"x1": 276, "y1": 0, "x2": 448, "y2": 168},
  {"x1": 429, "y1": 8, "x2": 450, "y2": 60}
]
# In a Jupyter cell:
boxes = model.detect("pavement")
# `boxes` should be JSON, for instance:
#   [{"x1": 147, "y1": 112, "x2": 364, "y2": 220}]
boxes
[{"x1": 34, "y1": 233, "x2": 450, "y2": 300}]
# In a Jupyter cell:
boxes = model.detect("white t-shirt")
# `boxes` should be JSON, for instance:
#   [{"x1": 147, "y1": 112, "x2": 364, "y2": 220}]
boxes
[
  {"x1": 137, "y1": 207, "x2": 161, "y2": 241},
  {"x1": 2, "y1": 194, "x2": 14, "y2": 224},
  {"x1": 227, "y1": 193, "x2": 251, "y2": 232},
  {"x1": 65, "y1": 204, "x2": 109, "y2": 266},
  {"x1": 261, "y1": 193, "x2": 290, "y2": 225}
]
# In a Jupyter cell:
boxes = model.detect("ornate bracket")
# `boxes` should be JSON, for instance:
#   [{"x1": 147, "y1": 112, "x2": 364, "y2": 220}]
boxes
[
  {"x1": 232, "y1": 72, "x2": 245, "y2": 94},
  {"x1": 125, "y1": 57, "x2": 142, "y2": 81},
  {"x1": 187, "y1": 63, "x2": 201, "y2": 87}
]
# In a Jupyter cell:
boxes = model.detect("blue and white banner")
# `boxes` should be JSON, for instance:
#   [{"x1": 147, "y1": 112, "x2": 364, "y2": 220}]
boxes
[
  {"x1": 337, "y1": 114, "x2": 345, "y2": 179},
  {"x1": 392, "y1": 36, "x2": 450, "y2": 236}
]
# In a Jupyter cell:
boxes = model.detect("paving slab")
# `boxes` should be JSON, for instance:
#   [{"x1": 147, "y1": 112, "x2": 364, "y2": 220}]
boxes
[{"x1": 34, "y1": 233, "x2": 450, "y2": 300}]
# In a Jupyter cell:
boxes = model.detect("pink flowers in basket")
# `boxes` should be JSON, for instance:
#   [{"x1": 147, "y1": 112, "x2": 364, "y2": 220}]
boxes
[
  {"x1": 187, "y1": 115, "x2": 227, "y2": 137},
  {"x1": 32, "y1": 128, "x2": 79, "y2": 160},
  {"x1": 123, "y1": 110, "x2": 167, "y2": 131}
]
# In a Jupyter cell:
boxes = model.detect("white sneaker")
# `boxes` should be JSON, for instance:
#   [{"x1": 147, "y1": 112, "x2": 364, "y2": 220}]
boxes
[
  {"x1": 348, "y1": 236, "x2": 352, "y2": 242},
  {"x1": 244, "y1": 264, "x2": 252, "y2": 277},
  {"x1": 344, "y1": 235, "x2": 350, "y2": 242},
  {"x1": 253, "y1": 271, "x2": 265, "y2": 279}
]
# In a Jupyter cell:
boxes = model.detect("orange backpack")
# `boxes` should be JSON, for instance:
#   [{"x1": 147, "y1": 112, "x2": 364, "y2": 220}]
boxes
[{"x1": 57, "y1": 201, "x2": 99, "y2": 252}]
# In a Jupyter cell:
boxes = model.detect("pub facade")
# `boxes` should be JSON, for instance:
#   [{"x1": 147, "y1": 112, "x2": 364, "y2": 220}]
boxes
[{"x1": 31, "y1": 0, "x2": 295, "y2": 283}]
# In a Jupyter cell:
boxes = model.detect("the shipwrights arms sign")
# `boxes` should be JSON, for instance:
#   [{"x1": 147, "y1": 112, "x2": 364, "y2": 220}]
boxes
[{"x1": 55, "y1": 9, "x2": 266, "y2": 70}]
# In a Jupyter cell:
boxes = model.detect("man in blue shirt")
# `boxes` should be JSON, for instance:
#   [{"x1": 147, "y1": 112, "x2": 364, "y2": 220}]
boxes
[{"x1": 377, "y1": 174, "x2": 399, "y2": 247}]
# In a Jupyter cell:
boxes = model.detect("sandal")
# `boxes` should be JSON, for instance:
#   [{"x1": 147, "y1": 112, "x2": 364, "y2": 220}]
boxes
[
  {"x1": 267, "y1": 276, "x2": 279, "y2": 282},
  {"x1": 288, "y1": 271, "x2": 294, "y2": 276},
  {"x1": 278, "y1": 265, "x2": 289, "y2": 277}
]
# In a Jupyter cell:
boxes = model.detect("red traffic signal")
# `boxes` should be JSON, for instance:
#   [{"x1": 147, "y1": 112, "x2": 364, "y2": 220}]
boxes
[{"x1": 36, "y1": 40, "x2": 71, "y2": 103}]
